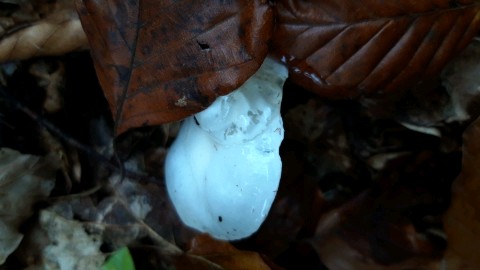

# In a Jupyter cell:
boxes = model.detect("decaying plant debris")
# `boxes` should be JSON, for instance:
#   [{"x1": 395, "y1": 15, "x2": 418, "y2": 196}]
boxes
[{"x1": 2, "y1": 0, "x2": 480, "y2": 269}]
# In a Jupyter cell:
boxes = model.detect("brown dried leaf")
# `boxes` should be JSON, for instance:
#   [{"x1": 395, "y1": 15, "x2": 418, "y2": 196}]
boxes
[
  {"x1": 0, "y1": 0, "x2": 56, "y2": 36},
  {"x1": 0, "y1": 4, "x2": 88, "y2": 62},
  {"x1": 273, "y1": 0, "x2": 480, "y2": 98},
  {"x1": 187, "y1": 234, "x2": 273, "y2": 270},
  {"x1": 173, "y1": 254, "x2": 225, "y2": 270},
  {"x1": 443, "y1": 117, "x2": 480, "y2": 269},
  {"x1": 76, "y1": 0, "x2": 273, "y2": 135}
]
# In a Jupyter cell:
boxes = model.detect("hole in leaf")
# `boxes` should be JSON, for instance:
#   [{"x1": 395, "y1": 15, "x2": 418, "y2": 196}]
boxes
[{"x1": 197, "y1": 41, "x2": 210, "y2": 51}]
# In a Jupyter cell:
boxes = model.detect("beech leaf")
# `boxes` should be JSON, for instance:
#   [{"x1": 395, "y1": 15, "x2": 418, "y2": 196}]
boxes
[
  {"x1": 272, "y1": 0, "x2": 480, "y2": 98},
  {"x1": 186, "y1": 234, "x2": 272, "y2": 270},
  {"x1": 76, "y1": 0, "x2": 273, "y2": 135}
]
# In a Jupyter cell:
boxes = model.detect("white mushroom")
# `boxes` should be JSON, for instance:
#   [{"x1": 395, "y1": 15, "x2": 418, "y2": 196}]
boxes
[{"x1": 165, "y1": 57, "x2": 288, "y2": 240}]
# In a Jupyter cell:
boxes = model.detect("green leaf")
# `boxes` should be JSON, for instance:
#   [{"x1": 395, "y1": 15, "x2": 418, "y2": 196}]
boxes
[{"x1": 101, "y1": 247, "x2": 135, "y2": 270}]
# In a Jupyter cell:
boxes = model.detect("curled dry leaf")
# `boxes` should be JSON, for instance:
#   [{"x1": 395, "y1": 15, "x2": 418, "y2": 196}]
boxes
[
  {"x1": 0, "y1": 0, "x2": 57, "y2": 36},
  {"x1": 0, "y1": 6, "x2": 88, "y2": 62},
  {"x1": 443, "y1": 117, "x2": 480, "y2": 269},
  {"x1": 272, "y1": 0, "x2": 480, "y2": 98},
  {"x1": 76, "y1": 0, "x2": 273, "y2": 135}
]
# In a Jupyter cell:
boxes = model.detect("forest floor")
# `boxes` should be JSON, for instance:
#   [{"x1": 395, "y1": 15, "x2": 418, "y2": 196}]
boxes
[{"x1": 2, "y1": 1, "x2": 480, "y2": 269}]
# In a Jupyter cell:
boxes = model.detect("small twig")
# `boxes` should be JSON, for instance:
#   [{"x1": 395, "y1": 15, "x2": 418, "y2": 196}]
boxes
[
  {"x1": 48, "y1": 184, "x2": 103, "y2": 201},
  {"x1": 0, "y1": 84, "x2": 160, "y2": 184}
]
